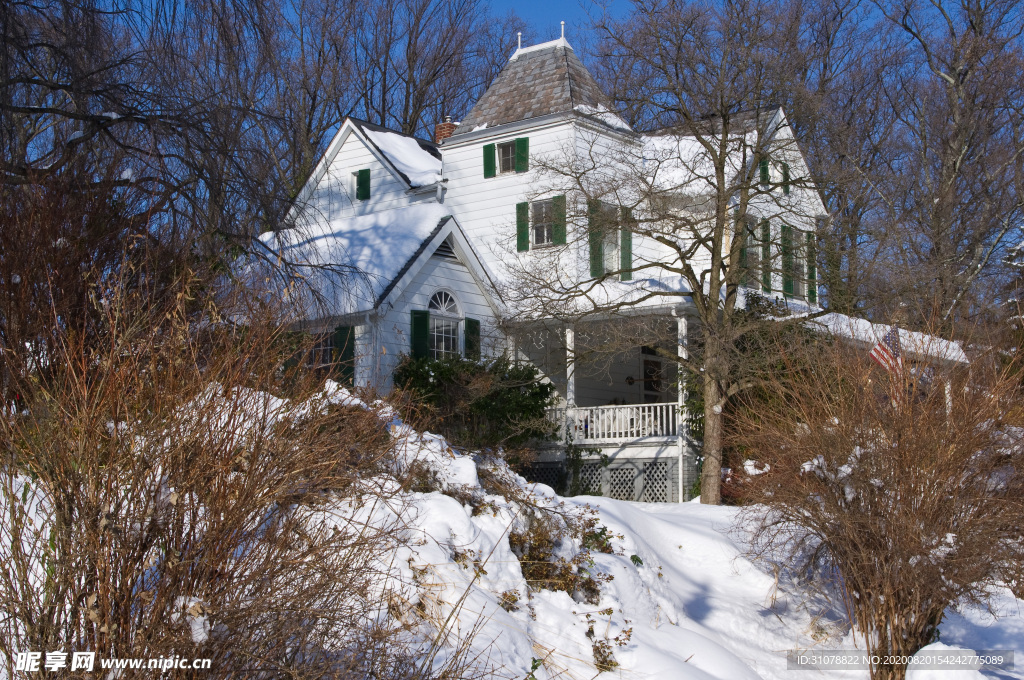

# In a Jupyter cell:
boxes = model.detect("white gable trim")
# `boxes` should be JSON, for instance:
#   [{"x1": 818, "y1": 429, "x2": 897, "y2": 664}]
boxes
[
  {"x1": 287, "y1": 119, "x2": 427, "y2": 225},
  {"x1": 377, "y1": 215, "x2": 503, "y2": 318}
]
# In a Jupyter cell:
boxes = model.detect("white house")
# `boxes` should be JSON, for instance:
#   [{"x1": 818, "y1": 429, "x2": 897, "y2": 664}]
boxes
[{"x1": 262, "y1": 36, "x2": 931, "y2": 502}]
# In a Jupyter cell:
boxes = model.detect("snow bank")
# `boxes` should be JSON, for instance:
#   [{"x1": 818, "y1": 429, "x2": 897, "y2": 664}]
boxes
[
  {"x1": 299, "y1": 382, "x2": 1023, "y2": 679},
  {"x1": 7, "y1": 379, "x2": 1020, "y2": 679}
]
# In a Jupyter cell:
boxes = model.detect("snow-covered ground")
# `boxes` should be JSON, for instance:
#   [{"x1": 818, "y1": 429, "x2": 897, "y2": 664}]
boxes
[
  {"x1": 374, "y1": 380, "x2": 1024, "y2": 680},
  {"x1": 6, "y1": 380, "x2": 1020, "y2": 678}
]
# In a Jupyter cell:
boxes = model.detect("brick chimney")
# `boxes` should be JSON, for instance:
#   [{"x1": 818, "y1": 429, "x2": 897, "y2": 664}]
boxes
[{"x1": 434, "y1": 116, "x2": 457, "y2": 144}]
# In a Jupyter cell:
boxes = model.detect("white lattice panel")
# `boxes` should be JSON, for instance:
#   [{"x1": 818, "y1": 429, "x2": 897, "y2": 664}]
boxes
[
  {"x1": 640, "y1": 461, "x2": 670, "y2": 502},
  {"x1": 578, "y1": 464, "x2": 602, "y2": 495},
  {"x1": 529, "y1": 464, "x2": 562, "y2": 490},
  {"x1": 608, "y1": 467, "x2": 636, "y2": 500}
]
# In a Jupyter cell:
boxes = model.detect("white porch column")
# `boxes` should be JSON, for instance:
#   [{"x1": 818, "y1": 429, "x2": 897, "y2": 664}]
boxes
[
  {"x1": 675, "y1": 312, "x2": 689, "y2": 502},
  {"x1": 564, "y1": 324, "x2": 576, "y2": 443},
  {"x1": 565, "y1": 324, "x2": 576, "y2": 407}
]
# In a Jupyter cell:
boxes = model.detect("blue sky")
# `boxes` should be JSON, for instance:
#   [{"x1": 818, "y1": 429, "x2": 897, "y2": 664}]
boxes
[{"x1": 490, "y1": 0, "x2": 632, "y2": 47}]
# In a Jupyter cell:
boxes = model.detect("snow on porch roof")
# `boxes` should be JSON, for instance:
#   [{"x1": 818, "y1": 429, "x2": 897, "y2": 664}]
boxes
[
  {"x1": 349, "y1": 118, "x2": 441, "y2": 188},
  {"x1": 258, "y1": 202, "x2": 454, "y2": 318},
  {"x1": 808, "y1": 312, "x2": 969, "y2": 364}
]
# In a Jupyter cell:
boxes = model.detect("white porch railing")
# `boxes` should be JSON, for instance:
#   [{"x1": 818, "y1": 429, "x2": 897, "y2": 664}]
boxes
[{"x1": 547, "y1": 403, "x2": 679, "y2": 443}]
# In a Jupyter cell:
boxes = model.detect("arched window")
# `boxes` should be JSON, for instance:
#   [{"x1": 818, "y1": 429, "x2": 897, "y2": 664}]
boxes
[{"x1": 428, "y1": 291, "x2": 461, "y2": 359}]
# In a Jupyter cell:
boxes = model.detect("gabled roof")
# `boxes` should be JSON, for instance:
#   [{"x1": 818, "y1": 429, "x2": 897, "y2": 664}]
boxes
[
  {"x1": 257, "y1": 203, "x2": 499, "y2": 320},
  {"x1": 290, "y1": 119, "x2": 441, "y2": 221},
  {"x1": 453, "y1": 38, "x2": 614, "y2": 135},
  {"x1": 348, "y1": 118, "x2": 441, "y2": 188},
  {"x1": 260, "y1": 203, "x2": 454, "y2": 318}
]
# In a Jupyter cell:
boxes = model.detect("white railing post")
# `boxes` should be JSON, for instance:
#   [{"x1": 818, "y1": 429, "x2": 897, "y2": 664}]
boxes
[
  {"x1": 546, "y1": 402, "x2": 683, "y2": 444},
  {"x1": 565, "y1": 324, "x2": 576, "y2": 444}
]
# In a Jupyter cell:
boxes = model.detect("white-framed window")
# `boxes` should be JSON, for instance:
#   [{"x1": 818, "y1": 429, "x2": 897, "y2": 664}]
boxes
[
  {"x1": 428, "y1": 290, "x2": 461, "y2": 359},
  {"x1": 594, "y1": 201, "x2": 620, "y2": 273},
  {"x1": 308, "y1": 333, "x2": 334, "y2": 372},
  {"x1": 604, "y1": 225, "x2": 620, "y2": 274},
  {"x1": 532, "y1": 199, "x2": 554, "y2": 246},
  {"x1": 498, "y1": 141, "x2": 516, "y2": 174}
]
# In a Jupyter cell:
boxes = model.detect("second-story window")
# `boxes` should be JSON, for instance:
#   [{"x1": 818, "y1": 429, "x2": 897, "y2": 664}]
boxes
[
  {"x1": 603, "y1": 216, "x2": 620, "y2": 274},
  {"x1": 498, "y1": 141, "x2": 516, "y2": 174},
  {"x1": 588, "y1": 200, "x2": 623, "y2": 278},
  {"x1": 516, "y1": 195, "x2": 565, "y2": 252},
  {"x1": 532, "y1": 199, "x2": 554, "y2": 246},
  {"x1": 782, "y1": 224, "x2": 816, "y2": 302}
]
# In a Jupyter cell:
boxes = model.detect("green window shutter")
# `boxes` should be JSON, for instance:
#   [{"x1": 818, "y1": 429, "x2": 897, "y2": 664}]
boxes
[
  {"x1": 588, "y1": 199, "x2": 604, "y2": 278},
  {"x1": 464, "y1": 318, "x2": 481, "y2": 361},
  {"x1": 620, "y1": 206, "x2": 633, "y2": 281},
  {"x1": 759, "y1": 158, "x2": 770, "y2": 187},
  {"x1": 514, "y1": 137, "x2": 529, "y2": 172},
  {"x1": 552, "y1": 195, "x2": 567, "y2": 244},
  {"x1": 782, "y1": 224, "x2": 794, "y2": 297},
  {"x1": 282, "y1": 331, "x2": 303, "y2": 373},
  {"x1": 760, "y1": 219, "x2": 771, "y2": 293},
  {"x1": 356, "y1": 168, "x2": 370, "y2": 200},
  {"x1": 332, "y1": 325, "x2": 355, "y2": 386},
  {"x1": 782, "y1": 162, "x2": 791, "y2": 195},
  {"x1": 410, "y1": 310, "x2": 430, "y2": 359},
  {"x1": 806, "y1": 231, "x2": 817, "y2": 304},
  {"x1": 483, "y1": 144, "x2": 496, "y2": 178},
  {"x1": 516, "y1": 202, "x2": 530, "y2": 252}
]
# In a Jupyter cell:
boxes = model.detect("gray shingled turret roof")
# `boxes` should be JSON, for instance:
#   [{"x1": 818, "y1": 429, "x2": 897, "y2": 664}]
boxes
[{"x1": 452, "y1": 38, "x2": 612, "y2": 135}]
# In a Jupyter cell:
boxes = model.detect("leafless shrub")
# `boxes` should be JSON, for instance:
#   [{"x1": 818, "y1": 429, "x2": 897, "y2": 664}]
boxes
[
  {"x1": 730, "y1": 337, "x2": 1024, "y2": 680},
  {"x1": 0, "y1": 270, "x2": 483, "y2": 678}
]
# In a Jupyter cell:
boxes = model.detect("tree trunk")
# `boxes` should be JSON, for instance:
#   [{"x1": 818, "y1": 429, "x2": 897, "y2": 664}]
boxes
[{"x1": 700, "y1": 376, "x2": 723, "y2": 504}]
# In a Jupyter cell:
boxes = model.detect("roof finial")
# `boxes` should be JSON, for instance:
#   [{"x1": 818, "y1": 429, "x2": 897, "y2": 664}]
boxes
[
  {"x1": 517, "y1": 31, "x2": 522, "y2": 50},
  {"x1": 561, "y1": 21, "x2": 565, "y2": 39}
]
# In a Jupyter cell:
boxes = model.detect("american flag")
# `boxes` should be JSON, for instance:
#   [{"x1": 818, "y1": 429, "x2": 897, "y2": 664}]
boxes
[{"x1": 870, "y1": 326, "x2": 903, "y2": 375}]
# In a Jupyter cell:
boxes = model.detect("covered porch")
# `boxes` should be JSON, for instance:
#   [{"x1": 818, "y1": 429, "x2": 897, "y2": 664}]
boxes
[{"x1": 513, "y1": 311, "x2": 702, "y2": 502}]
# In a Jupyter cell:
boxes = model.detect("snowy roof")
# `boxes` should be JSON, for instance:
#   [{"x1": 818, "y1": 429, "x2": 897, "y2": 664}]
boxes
[
  {"x1": 349, "y1": 118, "x2": 441, "y2": 188},
  {"x1": 641, "y1": 108, "x2": 788, "y2": 192},
  {"x1": 453, "y1": 38, "x2": 614, "y2": 135},
  {"x1": 258, "y1": 202, "x2": 454, "y2": 317},
  {"x1": 808, "y1": 312, "x2": 969, "y2": 364}
]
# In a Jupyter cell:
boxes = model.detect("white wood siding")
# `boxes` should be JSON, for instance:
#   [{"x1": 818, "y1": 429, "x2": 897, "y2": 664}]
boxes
[
  {"x1": 299, "y1": 130, "x2": 434, "y2": 227},
  {"x1": 442, "y1": 121, "x2": 578, "y2": 274}
]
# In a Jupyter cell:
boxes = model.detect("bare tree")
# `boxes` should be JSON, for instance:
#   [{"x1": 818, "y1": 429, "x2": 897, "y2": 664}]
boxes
[
  {"x1": 781, "y1": 0, "x2": 906, "y2": 316},
  {"x1": 349, "y1": 0, "x2": 522, "y2": 137},
  {"x1": 873, "y1": 0, "x2": 1024, "y2": 328}
]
